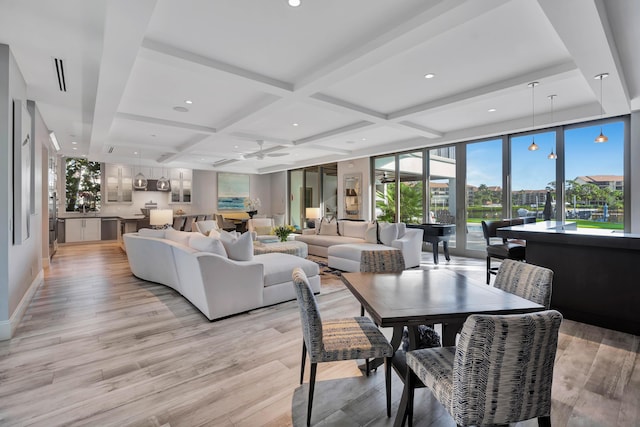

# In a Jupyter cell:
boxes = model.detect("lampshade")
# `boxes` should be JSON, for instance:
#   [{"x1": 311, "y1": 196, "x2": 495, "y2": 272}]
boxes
[
  {"x1": 305, "y1": 207, "x2": 321, "y2": 219},
  {"x1": 133, "y1": 172, "x2": 148, "y2": 190},
  {"x1": 150, "y1": 209, "x2": 173, "y2": 229}
]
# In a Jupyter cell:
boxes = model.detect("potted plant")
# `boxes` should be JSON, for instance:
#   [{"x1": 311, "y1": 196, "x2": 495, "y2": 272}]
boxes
[{"x1": 272, "y1": 224, "x2": 296, "y2": 242}]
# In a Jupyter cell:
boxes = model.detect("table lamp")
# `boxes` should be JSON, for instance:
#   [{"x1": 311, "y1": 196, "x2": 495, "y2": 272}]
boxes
[
  {"x1": 150, "y1": 209, "x2": 173, "y2": 229},
  {"x1": 306, "y1": 207, "x2": 321, "y2": 228}
]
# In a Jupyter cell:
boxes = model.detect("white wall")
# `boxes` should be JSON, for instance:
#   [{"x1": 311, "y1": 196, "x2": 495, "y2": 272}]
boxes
[{"x1": 0, "y1": 44, "x2": 46, "y2": 339}]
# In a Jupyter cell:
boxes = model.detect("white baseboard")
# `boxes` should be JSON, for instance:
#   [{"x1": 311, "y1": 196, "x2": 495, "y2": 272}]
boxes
[{"x1": 0, "y1": 270, "x2": 44, "y2": 340}]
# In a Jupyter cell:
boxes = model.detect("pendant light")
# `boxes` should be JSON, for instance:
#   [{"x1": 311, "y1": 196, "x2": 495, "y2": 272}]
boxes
[
  {"x1": 156, "y1": 167, "x2": 170, "y2": 191},
  {"x1": 133, "y1": 151, "x2": 148, "y2": 190},
  {"x1": 594, "y1": 73, "x2": 609, "y2": 143},
  {"x1": 527, "y1": 81, "x2": 539, "y2": 151},
  {"x1": 547, "y1": 94, "x2": 557, "y2": 160}
]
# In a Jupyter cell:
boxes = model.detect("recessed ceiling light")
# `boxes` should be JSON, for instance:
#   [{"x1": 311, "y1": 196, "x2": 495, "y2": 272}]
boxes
[
  {"x1": 134, "y1": 151, "x2": 138, "y2": 155},
  {"x1": 173, "y1": 106, "x2": 189, "y2": 112},
  {"x1": 292, "y1": 123, "x2": 299, "y2": 127},
  {"x1": 288, "y1": 0, "x2": 301, "y2": 7},
  {"x1": 234, "y1": 145, "x2": 239, "y2": 149},
  {"x1": 72, "y1": 147, "x2": 77, "y2": 150},
  {"x1": 185, "y1": 100, "x2": 193, "y2": 105},
  {"x1": 488, "y1": 108, "x2": 497, "y2": 112},
  {"x1": 361, "y1": 138, "x2": 367, "y2": 141},
  {"x1": 71, "y1": 141, "x2": 77, "y2": 145},
  {"x1": 81, "y1": 154, "x2": 87, "y2": 158},
  {"x1": 424, "y1": 73, "x2": 436, "y2": 79}
]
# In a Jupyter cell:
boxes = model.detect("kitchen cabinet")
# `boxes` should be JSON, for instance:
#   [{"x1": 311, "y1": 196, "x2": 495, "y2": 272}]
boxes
[
  {"x1": 170, "y1": 168, "x2": 192, "y2": 204},
  {"x1": 65, "y1": 218, "x2": 101, "y2": 242},
  {"x1": 105, "y1": 164, "x2": 133, "y2": 203}
]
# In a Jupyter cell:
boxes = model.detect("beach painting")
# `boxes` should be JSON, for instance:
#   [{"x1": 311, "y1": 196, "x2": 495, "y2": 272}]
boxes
[{"x1": 217, "y1": 173, "x2": 250, "y2": 210}]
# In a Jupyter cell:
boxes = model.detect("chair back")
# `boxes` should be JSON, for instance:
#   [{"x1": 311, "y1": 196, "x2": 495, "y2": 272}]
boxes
[
  {"x1": 494, "y1": 259, "x2": 553, "y2": 309},
  {"x1": 172, "y1": 216, "x2": 186, "y2": 231},
  {"x1": 453, "y1": 310, "x2": 563, "y2": 426},
  {"x1": 481, "y1": 219, "x2": 511, "y2": 244},
  {"x1": 360, "y1": 249, "x2": 405, "y2": 273},
  {"x1": 292, "y1": 268, "x2": 323, "y2": 362},
  {"x1": 247, "y1": 217, "x2": 275, "y2": 233},
  {"x1": 183, "y1": 216, "x2": 195, "y2": 233}
]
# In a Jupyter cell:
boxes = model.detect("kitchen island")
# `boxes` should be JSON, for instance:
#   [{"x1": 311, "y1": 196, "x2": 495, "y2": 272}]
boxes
[{"x1": 497, "y1": 221, "x2": 640, "y2": 335}]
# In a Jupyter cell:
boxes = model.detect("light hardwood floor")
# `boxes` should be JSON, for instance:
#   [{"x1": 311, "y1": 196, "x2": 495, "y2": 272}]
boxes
[{"x1": 0, "y1": 242, "x2": 638, "y2": 426}]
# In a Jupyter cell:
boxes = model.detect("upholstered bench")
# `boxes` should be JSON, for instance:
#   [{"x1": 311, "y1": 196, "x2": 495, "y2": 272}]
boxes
[{"x1": 328, "y1": 243, "x2": 402, "y2": 272}]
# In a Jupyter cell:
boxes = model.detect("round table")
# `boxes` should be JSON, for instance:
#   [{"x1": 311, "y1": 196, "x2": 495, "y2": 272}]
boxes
[{"x1": 253, "y1": 240, "x2": 308, "y2": 258}]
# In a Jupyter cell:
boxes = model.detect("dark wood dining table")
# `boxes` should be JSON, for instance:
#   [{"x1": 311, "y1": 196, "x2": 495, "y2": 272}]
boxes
[{"x1": 340, "y1": 269, "x2": 545, "y2": 426}]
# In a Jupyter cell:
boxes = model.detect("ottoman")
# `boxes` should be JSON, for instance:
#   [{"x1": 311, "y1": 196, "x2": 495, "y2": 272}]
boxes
[{"x1": 328, "y1": 243, "x2": 400, "y2": 272}]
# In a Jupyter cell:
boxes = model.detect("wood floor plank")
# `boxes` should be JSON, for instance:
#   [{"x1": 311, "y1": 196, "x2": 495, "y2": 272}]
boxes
[{"x1": 0, "y1": 242, "x2": 637, "y2": 426}]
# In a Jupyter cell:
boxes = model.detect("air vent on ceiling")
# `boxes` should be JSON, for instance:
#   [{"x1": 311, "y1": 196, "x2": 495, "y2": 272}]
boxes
[
  {"x1": 107, "y1": 146, "x2": 114, "y2": 154},
  {"x1": 53, "y1": 57, "x2": 67, "y2": 92}
]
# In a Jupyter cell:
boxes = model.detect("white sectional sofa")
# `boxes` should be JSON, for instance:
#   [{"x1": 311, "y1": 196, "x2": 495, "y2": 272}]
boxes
[
  {"x1": 123, "y1": 228, "x2": 320, "y2": 321},
  {"x1": 295, "y1": 219, "x2": 424, "y2": 272}
]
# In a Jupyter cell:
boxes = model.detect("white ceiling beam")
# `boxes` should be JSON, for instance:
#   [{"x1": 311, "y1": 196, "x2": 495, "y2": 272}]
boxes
[
  {"x1": 115, "y1": 112, "x2": 217, "y2": 134},
  {"x1": 158, "y1": 134, "x2": 211, "y2": 163},
  {"x1": 537, "y1": 0, "x2": 629, "y2": 115},
  {"x1": 294, "y1": 121, "x2": 374, "y2": 146},
  {"x1": 90, "y1": 0, "x2": 158, "y2": 156}
]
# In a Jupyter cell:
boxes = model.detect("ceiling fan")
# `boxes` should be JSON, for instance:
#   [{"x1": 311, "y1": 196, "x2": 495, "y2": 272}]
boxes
[{"x1": 246, "y1": 140, "x2": 289, "y2": 160}]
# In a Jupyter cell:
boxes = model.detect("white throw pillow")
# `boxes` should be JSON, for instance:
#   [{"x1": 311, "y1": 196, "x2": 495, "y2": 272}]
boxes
[
  {"x1": 220, "y1": 229, "x2": 240, "y2": 239},
  {"x1": 377, "y1": 222, "x2": 398, "y2": 246},
  {"x1": 318, "y1": 217, "x2": 339, "y2": 236},
  {"x1": 189, "y1": 234, "x2": 227, "y2": 257},
  {"x1": 164, "y1": 228, "x2": 192, "y2": 246},
  {"x1": 364, "y1": 223, "x2": 378, "y2": 243},
  {"x1": 219, "y1": 231, "x2": 254, "y2": 261},
  {"x1": 208, "y1": 228, "x2": 221, "y2": 239},
  {"x1": 138, "y1": 228, "x2": 166, "y2": 238},
  {"x1": 341, "y1": 221, "x2": 369, "y2": 239}
]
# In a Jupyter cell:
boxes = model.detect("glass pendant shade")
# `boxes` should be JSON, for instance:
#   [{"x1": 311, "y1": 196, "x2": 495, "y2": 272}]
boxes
[
  {"x1": 528, "y1": 139, "x2": 539, "y2": 151},
  {"x1": 548, "y1": 150, "x2": 557, "y2": 159},
  {"x1": 133, "y1": 172, "x2": 147, "y2": 190},
  {"x1": 594, "y1": 73, "x2": 609, "y2": 143},
  {"x1": 595, "y1": 130, "x2": 608, "y2": 143},
  {"x1": 157, "y1": 175, "x2": 170, "y2": 191},
  {"x1": 527, "y1": 81, "x2": 539, "y2": 152}
]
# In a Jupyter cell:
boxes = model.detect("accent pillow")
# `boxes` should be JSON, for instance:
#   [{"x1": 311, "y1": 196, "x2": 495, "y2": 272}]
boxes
[
  {"x1": 208, "y1": 228, "x2": 221, "y2": 238},
  {"x1": 254, "y1": 225, "x2": 273, "y2": 235},
  {"x1": 219, "y1": 231, "x2": 254, "y2": 261},
  {"x1": 377, "y1": 222, "x2": 398, "y2": 246},
  {"x1": 341, "y1": 220, "x2": 369, "y2": 239},
  {"x1": 138, "y1": 228, "x2": 166, "y2": 238},
  {"x1": 164, "y1": 228, "x2": 192, "y2": 246},
  {"x1": 364, "y1": 223, "x2": 378, "y2": 243},
  {"x1": 220, "y1": 229, "x2": 240, "y2": 239},
  {"x1": 318, "y1": 217, "x2": 339, "y2": 236},
  {"x1": 188, "y1": 234, "x2": 227, "y2": 257}
]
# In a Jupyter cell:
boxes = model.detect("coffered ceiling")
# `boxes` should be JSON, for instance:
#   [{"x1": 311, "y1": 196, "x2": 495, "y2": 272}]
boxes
[{"x1": 1, "y1": 0, "x2": 637, "y2": 174}]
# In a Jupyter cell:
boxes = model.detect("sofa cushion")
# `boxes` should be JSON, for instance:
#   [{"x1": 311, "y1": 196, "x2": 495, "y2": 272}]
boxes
[
  {"x1": 378, "y1": 222, "x2": 398, "y2": 246},
  {"x1": 296, "y1": 234, "x2": 365, "y2": 247},
  {"x1": 219, "y1": 230, "x2": 253, "y2": 261},
  {"x1": 254, "y1": 225, "x2": 273, "y2": 235},
  {"x1": 138, "y1": 228, "x2": 166, "y2": 238},
  {"x1": 188, "y1": 234, "x2": 227, "y2": 257},
  {"x1": 341, "y1": 221, "x2": 369, "y2": 239},
  {"x1": 364, "y1": 223, "x2": 378, "y2": 243},
  {"x1": 256, "y1": 253, "x2": 319, "y2": 287},
  {"x1": 318, "y1": 217, "x2": 339, "y2": 236},
  {"x1": 328, "y1": 243, "x2": 396, "y2": 262},
  {"x1": 165, "y1": 228, "x2": 192, "y2": 246},
  {"x1": 208, "y1": 228, "x2": 221, "y2": 238},
  {"x1": 397, "y1": 222, "x2": 406, "y2": 238}
]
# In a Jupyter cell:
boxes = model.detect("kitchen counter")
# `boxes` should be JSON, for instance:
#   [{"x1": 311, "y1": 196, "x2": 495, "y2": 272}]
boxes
[
  {"x1": 58, "y1": 212, "x2": 146, "y2": 220},
  {"x1": 497, "y1": 221, "x2": 640, "y2": 335}
]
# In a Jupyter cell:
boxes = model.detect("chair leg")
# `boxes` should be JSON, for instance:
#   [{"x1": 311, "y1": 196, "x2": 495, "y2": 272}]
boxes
[
  {"x1": 300, "y1": 341, "x2": 307, "y2": 385},
  {"x1": 538, "y1": 415, "x2": 551, "y2": 427},
  {"x1": 407, "y1": 368, "x2": 416, "y2": 427},
  {"x1": 307, "y1": 363, "x2": 317, "y2": 426},
  {"x1": 365, "y1": 358, "x2": 370, "y2": 377},
  {"x1": 486, "y1": 255, "x2": 491, "y2": 284},
  {"x1": 385, "y1": 356, "x2": 392, "y2": 417},
  {"x1": 360, "y1": 304, "x2": 365, "y2": 316}
]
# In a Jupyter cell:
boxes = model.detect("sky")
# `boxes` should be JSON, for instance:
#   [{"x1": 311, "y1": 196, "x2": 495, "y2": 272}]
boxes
[{"x1": 467, "y1": 121, "x2": 624, "y2": 191}]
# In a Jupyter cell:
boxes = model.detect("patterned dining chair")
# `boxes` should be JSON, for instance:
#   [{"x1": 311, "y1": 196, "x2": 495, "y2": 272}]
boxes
[
  {"x1": 494, "y1": 259, "x2": 553, "y2": 309},
  {"x1": 359, "y1": 249, "x2": 405, "y2": 316},
  {"x1": 402, "y1": 310, "x2": 562, "y2": 427},
  {"x1": 292, "y1": 268, "x2": 393, "y2": 426}
]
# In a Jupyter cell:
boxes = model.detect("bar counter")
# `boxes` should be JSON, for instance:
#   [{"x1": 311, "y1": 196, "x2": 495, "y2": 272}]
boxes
[{"x1": 497, "y1": 221, "x2": 640, "y2": 335}]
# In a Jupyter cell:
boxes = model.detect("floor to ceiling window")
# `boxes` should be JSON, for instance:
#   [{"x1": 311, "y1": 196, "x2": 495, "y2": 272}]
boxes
[
  {"x1": 510, "y1": 130, "x2": 557, "y2": 219},
  {"x1": 398, "y1": 152, "x2": 424, "y2": 223},
  {"x1": 564, "y1": 121, "x2": 624, "y2": 229},
  {"x1": 429, "y1": 146, "x2": 456, "y2": 248},
  {"x1": 466, "y1": 139, "x2": 503, "y2": 251},
  {"x1": 289, "y1": 163, "x2": 337, "y2": 229},
  {"x1": 374, "y1": 156, "x2": 396, "y2": 222}
]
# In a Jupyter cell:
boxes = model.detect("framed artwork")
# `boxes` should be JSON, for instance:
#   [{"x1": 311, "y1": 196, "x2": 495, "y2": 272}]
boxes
[
  {"x1": 217, "y1": 173, "x2": 250, "y2": 210},
  {"x1": 13, "y1": 100, "x2": 32, "y2": 244}
]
